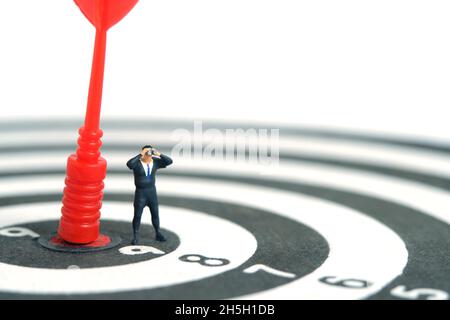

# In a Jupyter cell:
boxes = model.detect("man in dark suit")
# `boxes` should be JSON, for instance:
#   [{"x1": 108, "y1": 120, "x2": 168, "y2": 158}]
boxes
[{"x1": 126, "y1": 145, "x2": 173, "y2": 244}]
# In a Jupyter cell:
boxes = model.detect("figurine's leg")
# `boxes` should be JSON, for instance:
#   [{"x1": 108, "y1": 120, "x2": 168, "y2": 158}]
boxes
[
  {"x1": 148, "y1": 200, "x2": 160, "y2": 232},
  {"x1": 148, "y1": 197, "x2": 166, "y2": 242},
  {"x1": 132, "y1": 195, "x2": 146, "y2": 245}
]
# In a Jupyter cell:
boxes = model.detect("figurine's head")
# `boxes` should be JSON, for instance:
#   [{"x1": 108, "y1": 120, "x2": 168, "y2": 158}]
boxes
[{"x1": 142, "y1": 145, "x2": 154, "y2": 160}]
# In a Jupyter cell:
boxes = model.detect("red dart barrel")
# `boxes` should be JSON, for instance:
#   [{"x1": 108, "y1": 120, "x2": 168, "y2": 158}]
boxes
[{"x1": 58, "y1": 0, "x2": 139, "y2": 244}]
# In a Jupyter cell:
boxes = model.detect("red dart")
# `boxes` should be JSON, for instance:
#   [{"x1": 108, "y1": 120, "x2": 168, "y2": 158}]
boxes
[{"x1": 58, "y1": 0, "x2": 139, "y2": 244}]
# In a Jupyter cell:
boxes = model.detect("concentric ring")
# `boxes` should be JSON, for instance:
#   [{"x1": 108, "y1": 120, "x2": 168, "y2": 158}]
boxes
[{"x1": 0, "y1": 119, "x2": 448, "y2": 300}]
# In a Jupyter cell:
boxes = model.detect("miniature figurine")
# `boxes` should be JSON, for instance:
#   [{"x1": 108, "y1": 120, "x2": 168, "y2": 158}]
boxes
[{"x1": 127, "y1": 146, "x2": 173, "y2": 244}]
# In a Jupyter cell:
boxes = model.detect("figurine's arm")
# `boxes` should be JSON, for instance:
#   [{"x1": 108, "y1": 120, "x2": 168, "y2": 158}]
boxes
[
  {"x1": 126, "y1": 154, "x2": 141, "y2": 170},
  {"x1": 156, "y1": 154, "x2": 173, "y2": 169}
]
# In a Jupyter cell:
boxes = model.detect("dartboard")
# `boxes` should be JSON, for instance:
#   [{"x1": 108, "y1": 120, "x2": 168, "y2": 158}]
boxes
[{"x1": 0, "y1": 119, "x2": 448, "y2": 300}]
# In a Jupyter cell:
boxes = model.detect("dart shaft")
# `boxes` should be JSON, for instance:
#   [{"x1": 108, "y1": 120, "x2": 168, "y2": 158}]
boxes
[{"x1": 85, "y1": 29, "x2": 107, "y2": 132}]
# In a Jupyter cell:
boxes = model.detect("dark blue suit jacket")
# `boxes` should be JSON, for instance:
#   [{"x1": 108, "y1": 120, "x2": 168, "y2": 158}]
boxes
[{"x1": 126, "y1": 154, "x2": 173, "y2": 190}]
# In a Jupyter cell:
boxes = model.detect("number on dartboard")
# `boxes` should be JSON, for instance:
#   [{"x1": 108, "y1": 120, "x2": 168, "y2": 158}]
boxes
[
  {"x1": 0, "y1": 227, "x2": 39, "y2": 239},
  {"x1": 179, "y1": 254, "x2": 230, "y2": 267},
  {"x1": 243, "y1": 264, "x2": 296, "y2": 279},
  {"x1": 390, "y1": 285, "x2": 449, "y2": 300},
  {"x1": 119, "y1": 246, "x2": 165, "y2": 256},
  {"x1": 319, "y1": 276, "x2": 372, "y2": 288}
]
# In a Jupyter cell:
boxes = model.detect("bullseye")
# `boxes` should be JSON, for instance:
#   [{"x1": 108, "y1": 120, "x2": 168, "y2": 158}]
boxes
[{"x1": 38, "y1": 232, "x2": 122, "y2": 253}]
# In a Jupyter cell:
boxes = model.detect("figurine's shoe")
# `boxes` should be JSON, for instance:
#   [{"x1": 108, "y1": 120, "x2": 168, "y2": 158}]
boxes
[
  {"x1": 131, "y1": 238, "x2": 139, "y2": 245},
  {"x1": 155, "y1": 232, "x2": 166, "y2": 242}
]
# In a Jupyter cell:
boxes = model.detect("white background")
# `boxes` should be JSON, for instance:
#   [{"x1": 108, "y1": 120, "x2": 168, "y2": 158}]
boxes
[{"x1": 0, "y1": 1, "x2": 449, "y2": 142}]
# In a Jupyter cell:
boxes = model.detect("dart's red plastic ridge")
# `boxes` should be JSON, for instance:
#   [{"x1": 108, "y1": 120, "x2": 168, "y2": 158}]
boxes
[{"x1": 58, "y1": 128, "x2": 107, "y2": 244}]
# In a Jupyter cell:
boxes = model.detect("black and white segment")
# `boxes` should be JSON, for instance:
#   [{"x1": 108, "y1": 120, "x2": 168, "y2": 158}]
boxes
[{"x1": 0, "y1": 119, "x2": 448, "y2": 300}]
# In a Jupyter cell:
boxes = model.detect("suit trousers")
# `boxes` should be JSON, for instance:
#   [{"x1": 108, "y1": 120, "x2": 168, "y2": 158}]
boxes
[{"x1": 132, "y1": 186, "x2": 160, "y2": 236}]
